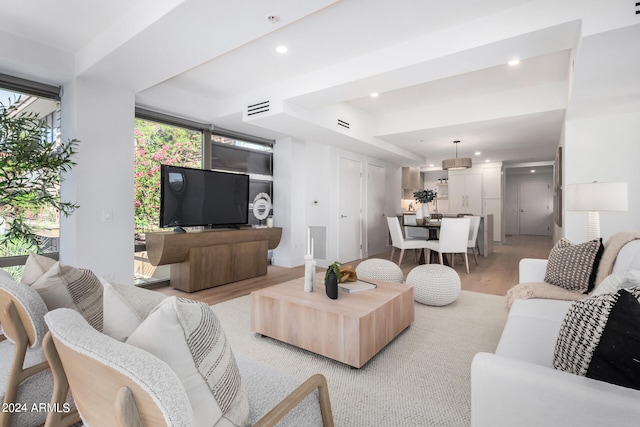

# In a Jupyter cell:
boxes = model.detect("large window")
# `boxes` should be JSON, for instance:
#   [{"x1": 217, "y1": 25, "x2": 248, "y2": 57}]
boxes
[
  {"x1": 210, "y1": 133, "x2": 274, "y2": 226},
  {"x1": 0, "y1": 76, "x2": 62, "y2": 278},
  {"x1": 133, "y1": 118, "x2": 202, "y2": 233},
  {"x1": 133, "y1": 114, "x2": 274, "y2": 285}
]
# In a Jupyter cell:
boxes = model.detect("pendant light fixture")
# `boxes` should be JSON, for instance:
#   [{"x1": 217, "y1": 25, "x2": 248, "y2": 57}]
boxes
[{"x1": 442, "y1": 140, "x2": 472, "y2": 170}]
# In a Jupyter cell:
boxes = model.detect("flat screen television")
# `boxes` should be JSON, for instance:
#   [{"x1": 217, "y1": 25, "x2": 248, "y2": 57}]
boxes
[{"x1": 159, "y1": 165, "x2": 249, "y2": 230}]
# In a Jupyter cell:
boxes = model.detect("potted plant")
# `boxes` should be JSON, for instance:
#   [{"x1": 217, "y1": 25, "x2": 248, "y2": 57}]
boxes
[
  {"x1": 324, "y1": 261, "x2": 341, "y2": 299},
  {"x1": 413, "y1": 189, "x2": 437, "y2": 218},
  {"x1": 0, "y1": 97, "x2": 79, "y2": 253}
]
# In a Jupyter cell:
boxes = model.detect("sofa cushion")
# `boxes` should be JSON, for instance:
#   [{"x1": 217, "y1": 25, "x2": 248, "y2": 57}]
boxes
[
  {"x1": 126, "y1": 297, "x2": 250, "y2": 427},
  {"x1": 544, "y1": 238, "x2": 604, "y2": 293},
  {"x1": 101, "y1": 279, "x2": 167, "y2": 341},
  {"x1": 20, "y1": 252, "x2": 57, "y2": 286},
  {"x1": 508, "y1": 298, "x2": 573, "y2": 323},
  {"x1": 592, "y1": 270, "x2": 640, "y2": 296},
  {"x1": 496, "y1": 314, "x2": 565, "y2": 367},
  {"x1": 553, "y1": 287, "x2": 640, "y2": 390},
  {"x1": 30, "y1": 262, "x2": 103, "y2": 331}
]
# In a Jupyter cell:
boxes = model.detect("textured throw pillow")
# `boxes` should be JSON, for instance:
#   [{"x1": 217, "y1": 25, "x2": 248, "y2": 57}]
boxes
[
  {"x1": 592, "y1": 270, "x2": 640, "y2": 296},
  {"x1": 126, "y1": 297, "x2": 250, "y2": 427},
  {"x1": 544, "y1": 238, "x2": 604, "y2": 293},
  {"x1": 553, "y1": 287, "x2": 640, "y2": 390},
  {"x1": 30, "y1": 262, "x2": 103, "y2": 331},
  {"x1": 21, "y1": 252, "x2": 57, "y2": 285},
  {"x1": 101, "y1": 279, "x2": 167, "y2": 341}
]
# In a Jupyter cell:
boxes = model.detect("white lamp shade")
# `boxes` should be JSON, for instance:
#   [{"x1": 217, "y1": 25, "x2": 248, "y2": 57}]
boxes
[{"x1": 565, "y1": 182, "x2": 628, "y2": 212}]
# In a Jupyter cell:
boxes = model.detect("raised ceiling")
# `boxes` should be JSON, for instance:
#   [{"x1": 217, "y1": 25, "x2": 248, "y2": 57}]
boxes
[{"x1": 1, "y1": 0, "x2": 638, "y2": 170}]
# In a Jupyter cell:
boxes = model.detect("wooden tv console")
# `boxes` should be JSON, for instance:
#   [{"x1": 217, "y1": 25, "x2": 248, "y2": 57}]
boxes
[{"x1": 145, "y1": 227, "x2": 282, "y2": 293}]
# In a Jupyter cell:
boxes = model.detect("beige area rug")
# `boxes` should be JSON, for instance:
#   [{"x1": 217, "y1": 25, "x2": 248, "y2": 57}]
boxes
[{"x1": 212, "y1": 290, "x2": 508, "y2": 427}]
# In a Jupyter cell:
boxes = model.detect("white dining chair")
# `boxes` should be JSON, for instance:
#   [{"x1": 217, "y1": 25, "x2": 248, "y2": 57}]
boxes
[
  {"x1": 387, "y1": 216, "x2": 429, "y2": 265},
  {"x1": 424, "y1": 217, "x2": 471, "y2": 273},
  {"x1": 467, "y1": 216, "x2": 482, "y2": 265}
]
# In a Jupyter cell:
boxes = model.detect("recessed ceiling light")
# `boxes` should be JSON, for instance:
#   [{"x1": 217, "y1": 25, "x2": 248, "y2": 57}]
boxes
[
  {"x1": 429, "y1": 164, "x2": 434, "y2": 167},
  {"x1": 508, "y1": 59, "x2": 520, "y2": 66},
  {"x1": 267, "y1": 15, "x2": 280, "y2": 23},
  {"x1": 485, "y1": 159, "x2": 491, "y2": 162},
  {"x1": 276, "y1": 45, "x2": 288, "y2": 54},
  {"x1": 475, "y1": 151, "x2": 481, "y2": 156},
  {"x1": 370, "y1": 92, "x2": 379, "y2": 98},
  {"x1": 530, "y1": 169, "x2": 536, "y2": 173}
]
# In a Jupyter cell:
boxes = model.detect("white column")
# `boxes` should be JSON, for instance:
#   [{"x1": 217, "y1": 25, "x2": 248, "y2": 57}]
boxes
[{"x1": 60, "y1": 77, "x2": 135, "y2": 284}]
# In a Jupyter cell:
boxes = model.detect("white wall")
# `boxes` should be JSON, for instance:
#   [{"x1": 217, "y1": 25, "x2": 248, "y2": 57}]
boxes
[
  {"x1": 272, "y1": 137, "x2": 399, "y2": 269},
  {"x1": 60, "y1": 77, "x2": 135, "y2": 283},
  {"x1": 564, "y1": 111, "x2": 640, "y2": 242}
]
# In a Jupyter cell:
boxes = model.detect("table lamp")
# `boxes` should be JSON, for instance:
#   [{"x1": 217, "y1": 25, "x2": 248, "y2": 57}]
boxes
[{"x1": 565, "y1": 182, "x2": 628, "y2": 240}]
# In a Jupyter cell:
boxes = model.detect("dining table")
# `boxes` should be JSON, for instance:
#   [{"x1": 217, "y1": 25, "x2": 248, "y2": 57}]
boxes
[{"x1": 403, "y1": 218, "x2": 448, "y2": 265}]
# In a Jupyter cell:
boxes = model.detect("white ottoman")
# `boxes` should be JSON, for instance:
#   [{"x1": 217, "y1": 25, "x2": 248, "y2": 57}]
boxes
[
  {"x1": 355, "y1": 258, "x2": 404, "y2": 283},
  {"x1": 407, "y1": 264, "x2": 461, "y2": 306}
]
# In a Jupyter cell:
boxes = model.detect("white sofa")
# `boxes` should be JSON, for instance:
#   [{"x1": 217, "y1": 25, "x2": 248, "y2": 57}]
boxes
[{"x1": 471, "y1": 239, "x2": 640, "y2": 427}]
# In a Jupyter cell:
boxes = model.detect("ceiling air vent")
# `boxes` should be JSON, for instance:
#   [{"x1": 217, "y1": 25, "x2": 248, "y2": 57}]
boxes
[
  {"x1": 247, "y1": 100, "x2": 270, "y2": 117},
  {"x1": 337, "y1": 119, "x2": 350, "y2": 130}
]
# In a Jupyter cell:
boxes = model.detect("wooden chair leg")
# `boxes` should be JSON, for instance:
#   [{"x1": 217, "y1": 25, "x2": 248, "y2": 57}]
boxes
[
  {"x1": 398, "y1": 249, "x2": 405, "y2": 265},
  {"x1": 390, "y1": 247, "x2": 396, "y2": 262},
  {"x1": 438, "y1": 252, "x2": 443, "y2": 265},
  {"x1": 472, "y1": 247, "x2": 478, "y2": 265},
  {"x1": 254, "y1": 374, "x2": 334, "y2": 427},
  {"x1": 43, "y1": 332, "x2": 81, "y2": 427},
  {"x1": 464, "y1": 253, "x2": 470, "y2": 274}
]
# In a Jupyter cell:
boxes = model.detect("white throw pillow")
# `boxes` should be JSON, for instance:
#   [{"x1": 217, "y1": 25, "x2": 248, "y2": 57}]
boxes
[
  {"x1": 21, "y1": 252, "x2": 56, "y2": 285},
  {"x1": 126, "y1": 297, "x2": 250, "y2": 427},
  {"x1": 592, "y1": 270, "x2": 640, "y2": 296},
  {"x1": 101, "y1": 279, "x2": 167, "y2": 341},
  {"x1": 630, "y1": 250, "x2": 640, "y2": 271},
  {"x1": 30, "y1": 262, "x2": 103, "y2": 331}
]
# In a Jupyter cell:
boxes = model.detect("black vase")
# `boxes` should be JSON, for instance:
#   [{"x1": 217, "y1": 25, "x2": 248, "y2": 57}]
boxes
[{"x1": 325, "y1": 270, "x2": 338, "y2": 300}]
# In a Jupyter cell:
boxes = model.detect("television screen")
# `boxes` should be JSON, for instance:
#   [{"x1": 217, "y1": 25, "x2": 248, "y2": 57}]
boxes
[{"x1": 160, "y1": 165, "x2": 249, "y2": 229}]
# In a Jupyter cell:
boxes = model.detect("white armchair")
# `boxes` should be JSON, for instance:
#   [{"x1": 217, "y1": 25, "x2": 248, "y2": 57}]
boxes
[{"x1": 44, "y1": 307, "x2": 334, "y2": 427}]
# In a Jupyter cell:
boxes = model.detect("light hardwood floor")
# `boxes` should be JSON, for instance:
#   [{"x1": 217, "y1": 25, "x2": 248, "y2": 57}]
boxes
[{"x1": 155, "y1": 234, "x2": 553, "y2": 304}]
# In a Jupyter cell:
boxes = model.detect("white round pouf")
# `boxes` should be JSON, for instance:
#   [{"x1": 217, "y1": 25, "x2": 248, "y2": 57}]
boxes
[
  {"x1": 407, "y1": 264, "x2": 461, "y2": 306},
  {"x1": 355, "y1": 259, "x2": 404, "y2": 283}
]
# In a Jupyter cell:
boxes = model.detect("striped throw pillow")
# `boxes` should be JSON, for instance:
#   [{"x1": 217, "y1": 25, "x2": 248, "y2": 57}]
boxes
[
  {"x1": 127, "y1": 296, "x2": 250, "y2": 426},
  {"x1": 30, "y1": 262, "x2": 103, "y2": 331}
]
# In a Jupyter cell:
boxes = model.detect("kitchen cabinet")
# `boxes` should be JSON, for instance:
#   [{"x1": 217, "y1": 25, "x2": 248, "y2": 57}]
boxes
[
  {"x1": 448, "y1": 171, "x2": 482, "y2": 214},
  {"x1": 436, "y1": 183, "x2": 448, "y2": 199},
  {"x1": 401, "y1": 167, "x2": 421, "y2": 189},
  {"x1": 482, "y1": 166, "x2": 501, "y2": 199}
]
